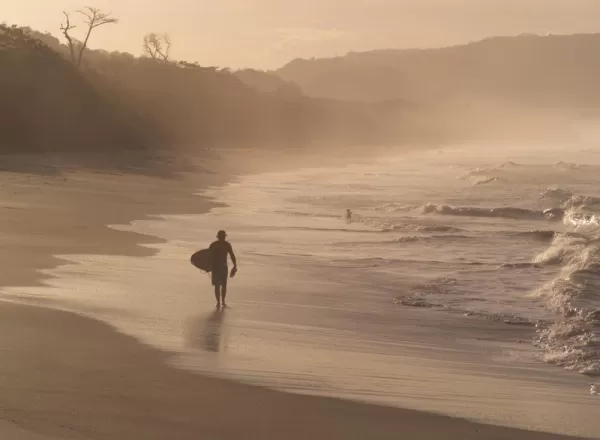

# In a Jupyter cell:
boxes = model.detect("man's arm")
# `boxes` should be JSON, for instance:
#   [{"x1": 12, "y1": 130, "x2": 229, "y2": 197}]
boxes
[{"x1": 228, "y1": 243, "x2": 237, "y2": 267}]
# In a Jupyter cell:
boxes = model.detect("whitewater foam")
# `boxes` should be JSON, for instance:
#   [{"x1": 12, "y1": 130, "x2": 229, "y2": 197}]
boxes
[
  {"x1": 530, "y1": 214, "x2": 600, "y2": 375},
  {"x1": 421, "y1": 203, "x2": 561, "y2": 221},
  {"x1": 473, "y1": 176, "x2": 500, "y2": 185}
]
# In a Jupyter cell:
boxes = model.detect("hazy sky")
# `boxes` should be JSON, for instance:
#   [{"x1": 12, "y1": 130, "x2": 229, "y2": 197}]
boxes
[{"x1": 5, "y1": 1, "x2": 600, "y2": 69}]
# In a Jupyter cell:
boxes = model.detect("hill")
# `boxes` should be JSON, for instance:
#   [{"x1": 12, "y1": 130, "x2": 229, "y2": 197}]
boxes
[
  {"x1": 233, "y1": 69, "x2": 303, "y2": 97},
  {"x1": 0, "y1": 24, "x2": 440, "y2": 159},
  {"x1": 276, "y1": 33, "x2": 600, "y2": 111},
  {"x1": 0, "y1": 25, "x2": 154, "y2": 154},
  {"x1": 273, "y1": 34, "x2": 600, "y2": 142}
]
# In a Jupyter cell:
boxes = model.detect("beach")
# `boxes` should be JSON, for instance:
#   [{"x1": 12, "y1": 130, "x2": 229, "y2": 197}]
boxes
[
  {"x1": 0, "y1": 301, "x2": 589, "y2": 440},
  {"x1": 0, "y1": 147, "x2": 598, "y2": 439}
]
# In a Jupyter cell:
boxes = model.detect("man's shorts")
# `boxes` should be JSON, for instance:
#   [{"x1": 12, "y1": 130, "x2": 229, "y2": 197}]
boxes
[{"x1": 212, "y1": 266, "x2": 228, "y2": 287}]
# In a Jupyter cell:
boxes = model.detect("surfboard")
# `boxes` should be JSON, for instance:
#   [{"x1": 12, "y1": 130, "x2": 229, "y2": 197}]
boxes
[{"x1": 190, "y1": 249, "x2": 212, "y2": 272}]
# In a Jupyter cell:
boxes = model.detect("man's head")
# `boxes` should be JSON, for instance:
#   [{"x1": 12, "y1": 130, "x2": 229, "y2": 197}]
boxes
[{"x1": 217, "y1": 230, "x2": 227, "y2": 241}]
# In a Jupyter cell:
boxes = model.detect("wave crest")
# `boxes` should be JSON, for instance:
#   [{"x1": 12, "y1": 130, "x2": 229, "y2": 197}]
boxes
[
  {"x1": 532, "y1": 231, "x2": 600, "y2": 375},
  {"x1": 421, "y1": 203, "x2": 563, "y2": 221}
]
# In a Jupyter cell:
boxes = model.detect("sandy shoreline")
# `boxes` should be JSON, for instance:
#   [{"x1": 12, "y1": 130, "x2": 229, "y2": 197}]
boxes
[
  {"x1": 0, "y1": 149, "x2": 596, "y2": 439},
  {"x1": 0, "y1": 302, "x2": 587, "y2": 440}
]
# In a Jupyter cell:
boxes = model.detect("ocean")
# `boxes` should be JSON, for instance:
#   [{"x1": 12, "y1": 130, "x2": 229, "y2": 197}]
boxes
[{"x1": 4, "y1": 143, "x2": 600, "y2": 436}]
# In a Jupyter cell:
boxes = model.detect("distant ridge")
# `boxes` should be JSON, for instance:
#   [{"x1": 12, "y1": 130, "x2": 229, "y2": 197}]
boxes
[{"x1": 274, "y1": 33, "x2": 600, "y2": 111}]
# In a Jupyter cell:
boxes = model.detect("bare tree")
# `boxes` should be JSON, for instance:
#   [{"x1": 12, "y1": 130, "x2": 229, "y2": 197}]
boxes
[
  {"x1": 142, "y1": 33, "x2": 172, "y2": 63},
  {"x1": 60, "y1": 6, "x2": 118, "y2": 69},
  {"x1": 60, "y1": 12, "x2": 77, "y2": 64}
]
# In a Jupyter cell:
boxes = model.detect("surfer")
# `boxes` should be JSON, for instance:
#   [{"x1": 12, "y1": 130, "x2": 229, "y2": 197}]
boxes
[
  {"x1": 345, "y1": 209, "x2": 352, "y2": 223},
  {"x1": 209, "y1": 230, "x2": 237, "y2": 308}
]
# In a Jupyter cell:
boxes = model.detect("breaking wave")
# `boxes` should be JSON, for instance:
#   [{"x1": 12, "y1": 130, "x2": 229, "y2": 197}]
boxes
[
  {"x1": 512, "y1": 230, "x2": 557, "y2": 241},
  {"x1": 374, "y1": 203, "x2": 417, "y2": 212},
  {"x1": 331, "y1": 234, "x2": 472, "y2": 247},
  {"x1": 473, "y1": 176, "x2": 500, "y2": 185},
  {"x1": 420, "y1": 203, "x2": 564, "y2": 221},
  {"x1": 554, "y1": 161, "x2": 581, "y2": 170},
  {"x1": 532, "y1": 229, "x2": 600, "y2": 375},
  {"x1": 541, "y1": 187, "x2": 573, "y2": 203},
  {"x1": 391, "y1": 224, "x2": 463, "y2": 233},
  {"x1": 397, "y1": 201, "x2": 600, "y2": 376}
]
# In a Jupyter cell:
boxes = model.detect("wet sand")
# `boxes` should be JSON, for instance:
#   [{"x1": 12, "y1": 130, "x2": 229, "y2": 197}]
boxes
[
  {"x1": 0, "y1": 302, "x2": 586, "y2": 440},
  {"x1": 0, "y1": 149, "x2": 594, "y2": 439}
]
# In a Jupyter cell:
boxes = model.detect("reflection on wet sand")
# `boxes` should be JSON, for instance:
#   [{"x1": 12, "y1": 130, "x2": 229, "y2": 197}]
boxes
[{"x1": 185, "y1": 308, "x2": 227, "y2": 353}]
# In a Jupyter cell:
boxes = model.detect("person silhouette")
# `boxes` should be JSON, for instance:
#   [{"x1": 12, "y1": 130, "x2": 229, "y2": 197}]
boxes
[{"x1": 209, "y1": 230, "x2": 237, "y2": 308}]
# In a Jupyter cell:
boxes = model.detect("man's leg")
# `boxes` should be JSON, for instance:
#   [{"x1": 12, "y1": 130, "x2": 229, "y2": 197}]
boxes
[
  {"x1": 214, "y1": 285, "x2": 221, "y2": 307},
  {"x1": 221, "y1": 285, "x2": 227, "y2": 307}
]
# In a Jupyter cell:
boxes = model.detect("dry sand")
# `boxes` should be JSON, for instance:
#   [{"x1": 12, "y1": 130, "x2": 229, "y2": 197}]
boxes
[{"x1": 0, "y1": 149, "x2": 591, "y2": 439}]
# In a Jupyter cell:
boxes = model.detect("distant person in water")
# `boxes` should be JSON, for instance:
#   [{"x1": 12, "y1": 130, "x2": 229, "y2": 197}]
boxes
[
  {"x1": 345, "y1": 209, "x2": 353, "y2": 223},
  {"x1": 209, "y1": 230, "x2": 237, "y2": 308}
]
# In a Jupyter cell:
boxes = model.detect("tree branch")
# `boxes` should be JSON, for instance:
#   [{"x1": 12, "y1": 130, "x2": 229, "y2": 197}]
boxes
[
  {"x1": 143, "y1": 33, "x2": 161, "y2": 60},
  {"x1": 160, "y1": 33, "x2": 172, "y2": 63},
  {"x1": 60, "y1": 11, "x2": 77, "y2": 64},
  {"x1": 75, "y1": 7, "x2": 119, "y2": 68},
  {"x1": 142, "y1": 32, "x2": 172, "y2": 64}
]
